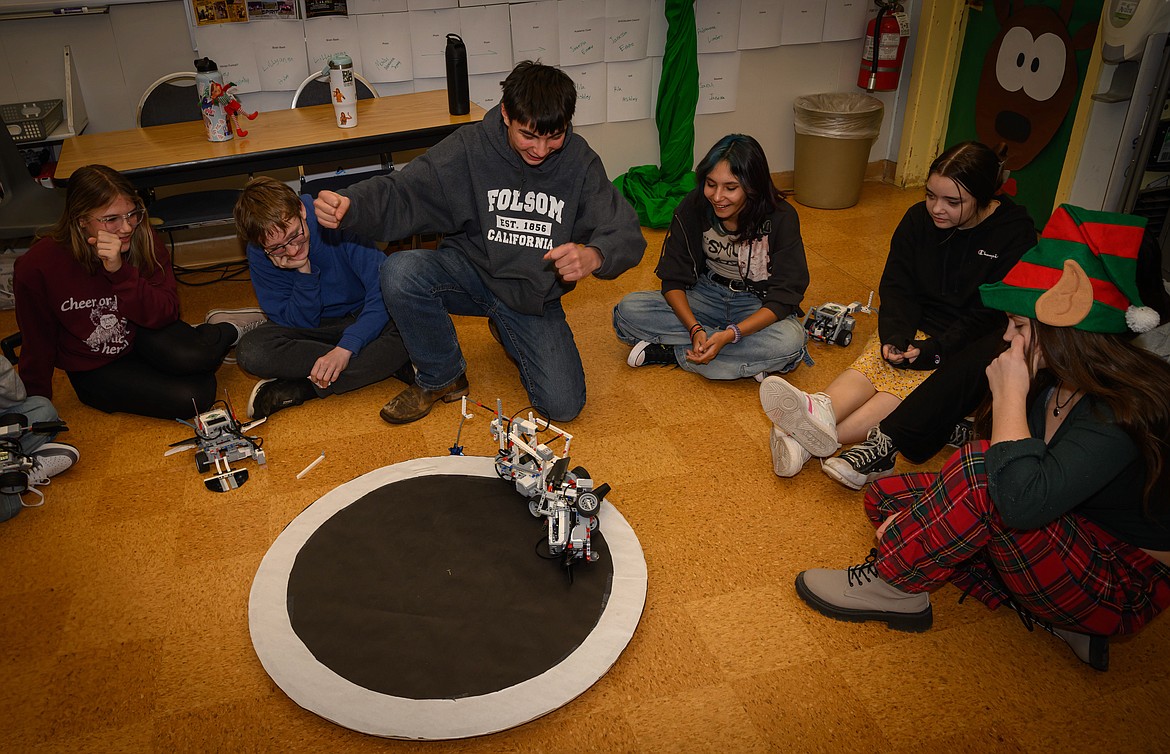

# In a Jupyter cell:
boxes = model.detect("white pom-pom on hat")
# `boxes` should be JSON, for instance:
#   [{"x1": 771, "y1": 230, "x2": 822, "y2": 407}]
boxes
[{"x1": 1125, "y1": 305, "x2": 1161, "y2": 333}]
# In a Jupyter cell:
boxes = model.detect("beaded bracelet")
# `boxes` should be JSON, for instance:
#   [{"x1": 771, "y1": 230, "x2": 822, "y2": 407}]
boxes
[{"x1": 726, "y1": 323, "x2": 742, "y2": 343}]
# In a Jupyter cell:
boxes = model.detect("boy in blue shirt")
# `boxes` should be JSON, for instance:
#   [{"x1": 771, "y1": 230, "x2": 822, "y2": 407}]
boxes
[{"x1": 232, "y1": 177, "x2": 411, "y2": 419}]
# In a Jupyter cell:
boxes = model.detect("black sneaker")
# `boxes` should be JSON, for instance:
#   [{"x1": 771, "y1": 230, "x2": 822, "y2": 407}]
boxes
[
  {"x1": 822, "y1": 426, "x2": 898, "y2": 490},
  {"x1": 247, "y1": 378, "x2": 318, "y2": 419},
  {"x1": 627, "y1": 341, "x2": 676, "y2": 367},
  {"x1": 947, "y1": 418, "x2": 976, "y2": 448}
]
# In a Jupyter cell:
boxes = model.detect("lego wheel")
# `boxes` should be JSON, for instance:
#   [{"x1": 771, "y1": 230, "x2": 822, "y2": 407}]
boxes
[
  {"x1": 838, "y1": 330, "x2": 852, "y2": 347},
  {"x1": 588, "y1": 516, "x2": 598, "y2": 532},
  {"x1": 195, "y1": 451, "x2": 211, "y2": 473},
  {"x1": 576, "y1": 491, "x2": 601, "y2": 515},
  {"x1": 0, "y1": 470, "x2": 28, "y2": 495},
  {"x1": 528, "y1": 498, "x2": 541, "y2": 517},
  {"x1": 570, "y1": 465, "x2": 590, "y2": 480}
]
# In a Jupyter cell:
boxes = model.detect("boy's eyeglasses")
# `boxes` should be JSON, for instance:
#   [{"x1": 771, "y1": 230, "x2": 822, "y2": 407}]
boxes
[
  {"x1": 90, "y1": 208, "x2": 146, "y2": 230},
  {"x1": 263, "y1": 220, "x2": 308, "y2": 258}
]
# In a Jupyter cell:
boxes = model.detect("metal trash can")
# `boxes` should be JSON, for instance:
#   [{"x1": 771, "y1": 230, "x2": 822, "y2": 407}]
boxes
[{"x1": 792, "y1": 93, "x2": 884, "y2": 209}]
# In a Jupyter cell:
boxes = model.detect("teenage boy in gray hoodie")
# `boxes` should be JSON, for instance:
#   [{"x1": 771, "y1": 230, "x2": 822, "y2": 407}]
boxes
[{"x1": 315, "y1": 60, "x2": 645, "y2": 424}]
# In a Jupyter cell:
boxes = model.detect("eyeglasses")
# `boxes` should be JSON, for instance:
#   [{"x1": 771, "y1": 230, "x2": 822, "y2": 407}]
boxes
[
  {"x1": 89, "y1": 208, "x2": 146, "y2": 230},
  {"x1": 263, "y1": 220, "x2": 308, "y2": 258}
]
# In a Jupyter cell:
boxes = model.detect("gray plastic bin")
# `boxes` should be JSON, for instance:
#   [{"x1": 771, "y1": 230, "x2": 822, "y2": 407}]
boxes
[{"x1": 792, "y1": 93, "x2": 883, "y2": 209}]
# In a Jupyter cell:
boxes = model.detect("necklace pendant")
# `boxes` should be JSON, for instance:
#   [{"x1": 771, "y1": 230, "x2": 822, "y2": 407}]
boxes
[{"x1": 1053, "y1": 407, "x2": 1060, "y2": 418}]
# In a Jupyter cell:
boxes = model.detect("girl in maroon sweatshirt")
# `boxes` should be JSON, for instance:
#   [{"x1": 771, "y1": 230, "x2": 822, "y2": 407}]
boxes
[{"x1": 14, "y1": 165, "x2": 243, "y2": 419}]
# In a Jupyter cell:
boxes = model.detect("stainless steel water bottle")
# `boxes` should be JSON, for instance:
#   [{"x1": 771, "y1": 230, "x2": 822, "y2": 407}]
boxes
[
  {"x1": 194, "y1": 57, "x2": 232, "y2": 142},
  {"x1": 445, "y1": 34, "x2": 470, "y2": 116}
]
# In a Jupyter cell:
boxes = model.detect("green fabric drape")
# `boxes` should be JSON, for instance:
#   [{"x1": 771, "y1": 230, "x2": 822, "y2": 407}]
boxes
[{"x1": 614, "y1": 0, "x2": 698, "y2": 229}]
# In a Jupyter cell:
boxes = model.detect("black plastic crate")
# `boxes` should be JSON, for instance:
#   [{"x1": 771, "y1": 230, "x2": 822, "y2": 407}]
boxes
[{"x1": 1, "y1": 99, "x2": 63, "y2": 143}]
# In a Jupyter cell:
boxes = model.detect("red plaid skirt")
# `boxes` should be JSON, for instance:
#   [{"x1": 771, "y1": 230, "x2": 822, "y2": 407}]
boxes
[{"x1": 864, "y1": 441, "x2": 1170, "y2": 636}]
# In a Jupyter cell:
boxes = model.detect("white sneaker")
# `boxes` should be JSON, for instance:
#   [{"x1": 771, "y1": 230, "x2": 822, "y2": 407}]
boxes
[
  {"x1": 759, "y1": 376, "x2": 838, "y2": 457},
  {"x1": 28, "y1": 442, "x2": 79, "y2": 486},
  {"x1": 770, "y1": 426, "x2": 811, "y2": 477},
  {"x1": 206, "y1": 308, "x2": 268, "y2": 346}
]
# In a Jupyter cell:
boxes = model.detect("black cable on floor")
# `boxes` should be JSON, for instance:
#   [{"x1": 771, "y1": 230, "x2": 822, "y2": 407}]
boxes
[{"x1": 173, "y1": 261, "x2": 252, "y2": 286}]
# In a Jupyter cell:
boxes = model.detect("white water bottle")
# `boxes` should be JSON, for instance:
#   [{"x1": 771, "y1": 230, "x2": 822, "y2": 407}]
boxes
[
  {"x1": 194, "y1": 57, "x2": 232, "y2": 142},
  {"x1": 328, "y1": 54, "x2": 358, "y2": 129}
]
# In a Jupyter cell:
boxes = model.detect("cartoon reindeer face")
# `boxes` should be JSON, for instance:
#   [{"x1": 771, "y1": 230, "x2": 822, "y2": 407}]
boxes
[{"x1": 975, "y1": 0, "x2": 1097, "y2": 170}]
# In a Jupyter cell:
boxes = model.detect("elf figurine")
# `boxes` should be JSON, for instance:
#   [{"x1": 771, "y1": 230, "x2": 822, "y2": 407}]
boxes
[{"x1": 205, "y1": 81, "x2": 258, "y2": 137}]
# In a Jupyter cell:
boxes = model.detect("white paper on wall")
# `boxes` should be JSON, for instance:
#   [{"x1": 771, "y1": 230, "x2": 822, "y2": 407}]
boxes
[
  {"x1": 350, "y1": 0, "x2": 408, "y2": 12},
  {"x1": 510, "y1": 1, "x2": 560, "y2": 65},
  {"x1": 558, "y1": 0, "x2": 605, "y2": 66},
  {"x1": 252, "y1": 20, "x2": 311, "y2": 91},
  {"x1": 696, "y1": 50, "x2": 738, "y2": 114},
  {"x1": 695, "y1": 0, "x2": 740, "y2": 54},
  {"x1": 195, "y1": 23, "x2": 262, "y2": 93},
  {"x1": 781, "y1": 0, "x2": 826, "y2": 46},
  {"x1": 562, "y1": 61, "x2": 606, "y2": 124},
  {"x1": 822, "y1": 0, "x2": 867, "y2": 43},
  {"x1": 380, "y1": 80, "x2": 417, "y2": 95},
  {"x1": 647, "y1": 0, "x2": 666, "y2": 57},
  {"x1": 358, "y1": 13, "x2": 415, "y2": 82},
  {"x1": 413, "y1": 76, "x2": 447, "y2": 91},
  {"x1": 305, "y1": 15, "x2": 363, "y2": 74},
  {"x1": 604, "y1": 0, "x2": 650, "y2": 62},
  {"x1": 606, "y1": 57, "x2": 651, "y2": 121},
  {"x1": 460, "y1": 4, "x2": 514, "y2": 74},
  {"x1": 737, "y1": 0, "x2": 782, "y2": 50},
  {"x1": 409, "y1": 8, "x2": 461, "y2": 78},
  {"x1": 469, "y1": 70, "x2": 505, "y2": 109}
]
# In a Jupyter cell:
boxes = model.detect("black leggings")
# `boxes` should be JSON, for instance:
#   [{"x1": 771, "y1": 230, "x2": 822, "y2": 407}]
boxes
[
  {"x1": 67, "y1": 320, "x2": 235, "y2": 420},
  {"x1": 881, "y1": 328, "x2": 1008, "y2": 463}
]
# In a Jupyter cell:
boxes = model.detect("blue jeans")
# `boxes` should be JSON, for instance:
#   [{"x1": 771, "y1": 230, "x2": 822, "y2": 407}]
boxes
[
  {"x1": 380, "y1": 246, "x2": 586, "y2": 421},
  {"x1": 612, "y1": 273, "x2": 809, "y2": 380}
]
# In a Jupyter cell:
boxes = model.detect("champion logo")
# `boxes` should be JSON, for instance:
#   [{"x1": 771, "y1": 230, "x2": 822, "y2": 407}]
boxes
[{"x1": 977, "y1": 249, "x2": 998, "y2": 259}]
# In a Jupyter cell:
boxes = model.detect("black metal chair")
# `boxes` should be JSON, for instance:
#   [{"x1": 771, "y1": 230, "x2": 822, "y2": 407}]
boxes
[
  {"x1": 135, "y1": 72, "x2": 244, "y2": 265},
  {"x1": 290, "y1": 71, "x2": 394, "y2": 196},
  {"x1": 0, "y1": 126, "x2": 65, "y2": 245}
]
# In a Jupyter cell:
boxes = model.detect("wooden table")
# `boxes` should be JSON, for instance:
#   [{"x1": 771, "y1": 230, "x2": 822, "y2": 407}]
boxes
[{"x1": 55, "y1": 90, "x2": 485, "y2": 189}]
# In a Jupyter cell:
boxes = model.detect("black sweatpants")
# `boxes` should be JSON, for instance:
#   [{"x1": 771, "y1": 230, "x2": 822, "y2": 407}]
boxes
[{"x1": 67, "y1": 319, "x2": 235, "y2": 420}]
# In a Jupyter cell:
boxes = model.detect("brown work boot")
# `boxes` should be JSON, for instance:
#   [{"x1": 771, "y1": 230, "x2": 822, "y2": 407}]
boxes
[{"x1": 379, "y1": 374, "x2": 469, "y2": 424}]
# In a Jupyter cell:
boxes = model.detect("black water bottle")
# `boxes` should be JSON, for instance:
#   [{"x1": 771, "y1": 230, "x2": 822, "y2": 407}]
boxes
[{"x1": 445, "y1": 33, "x2": 470, "y2": 115}]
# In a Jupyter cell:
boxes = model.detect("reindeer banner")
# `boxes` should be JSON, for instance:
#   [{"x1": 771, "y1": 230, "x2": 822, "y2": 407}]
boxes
[{"x1": 945, "y1": 0, "x2": 1101, "y2": 221}]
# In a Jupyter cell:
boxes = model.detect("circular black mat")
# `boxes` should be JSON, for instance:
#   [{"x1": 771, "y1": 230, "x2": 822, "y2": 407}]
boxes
[
  {"x1": 287, "y1": 474, "x2": 613, "y2": 699},
  {"x1": 250, "y1": 455, "x2": 646, "y2": 739}
]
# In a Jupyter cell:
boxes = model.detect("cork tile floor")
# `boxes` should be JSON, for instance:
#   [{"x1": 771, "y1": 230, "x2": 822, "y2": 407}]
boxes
[{"x1": 2, "y1": 180, "x2": 1168, "y2": 752}]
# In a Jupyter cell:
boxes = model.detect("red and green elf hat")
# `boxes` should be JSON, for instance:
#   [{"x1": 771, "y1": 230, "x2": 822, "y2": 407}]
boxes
[{"x1": 980, "y1": 204, "x2": 1161, "y2": 334}]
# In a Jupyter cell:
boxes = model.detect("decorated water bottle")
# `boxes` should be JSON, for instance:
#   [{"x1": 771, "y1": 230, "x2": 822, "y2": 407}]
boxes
[
  {"x1": 194, "y1": 57, "x2": 233, "y2": 143},
  {"x1": 445, "y1": 34, "x2": 470, "y2": 116},
  {"x1": 328, "y1": 54, "x2": 358, "y2": 128}
]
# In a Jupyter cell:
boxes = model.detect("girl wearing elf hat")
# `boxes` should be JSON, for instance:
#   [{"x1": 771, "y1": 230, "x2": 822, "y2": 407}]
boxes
[{"x1": 792, "y1": 205, "x2": 1170, "y2": 671}]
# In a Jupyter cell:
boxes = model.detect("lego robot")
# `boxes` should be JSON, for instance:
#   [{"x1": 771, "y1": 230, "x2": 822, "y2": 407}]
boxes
[
  {"x1": 451, "y1": 397, "x2": 609, "y2": 568},
  {"x1": 167, "y1": 398, "x2": 266, "y2": 492},
  {"x1": 0, "y1": 417, "x2": 68, "y2": 500},
  {"x1": 803, "y1": 291, "x2": 877, "y2": 347}
]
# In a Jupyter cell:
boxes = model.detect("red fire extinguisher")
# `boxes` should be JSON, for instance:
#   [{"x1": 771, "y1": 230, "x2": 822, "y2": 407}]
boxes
[{"x1": 858, "y1": 0, "x2": 910, "y2": 92}]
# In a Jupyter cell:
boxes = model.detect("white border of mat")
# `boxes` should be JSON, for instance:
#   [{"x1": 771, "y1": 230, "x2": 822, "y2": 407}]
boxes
[{"x1": 249, "y1": 455, "x2": 647, "y2": 739}]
